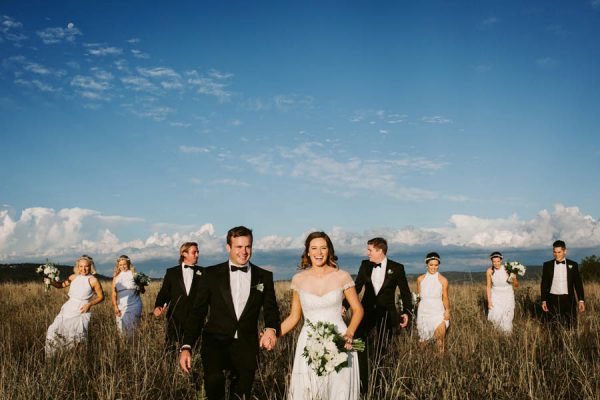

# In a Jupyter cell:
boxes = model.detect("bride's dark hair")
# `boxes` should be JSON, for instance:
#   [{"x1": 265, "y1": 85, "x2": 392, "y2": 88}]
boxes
[{"x1": 299, "y1": 231, "x2": 338, "y2": 270}]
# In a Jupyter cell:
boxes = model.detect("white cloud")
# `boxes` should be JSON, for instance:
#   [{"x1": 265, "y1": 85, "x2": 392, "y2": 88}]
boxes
[
  {"x1": 244, "y1": 142, "x2": 448, "y2": 201},
  {"x1": 186, "y1": 69, "x2": 233, "y2": 102},
  {"x1": 170, "y1": 122, "x2": 191, "y2": 128},
  {"x1": 71, "y1": 75, "x2": 111, "y2": 91},
  {"x1": 85, "y1": 45, "x2": 123, "y2": 56},
  {"x1": 127, "y1": 37, "x2": 141, "y2": 44},
  {"x1": 15, "y1": 78, "x2": 56, "y2": 92},
  {"x1": 120, "y1": 76, "x2": 157, "y2": 92},
  {"x1": 1, "y1": 204, "x2": 598, "y2": 264},
  {"x1": 131, "y1": 49, "x2": 150, "y2": 59},
  {"x1": 2, "y1": 16, "x2": 27, "y2": 45},
  {"x1": 179, "y1": 145, "x2": 210, "y2": 153},
  {"x1": 37, "y1": 26, "x2": 81, "y2": 44},
  {"x1": 591, "y1": 0, "x2": 600, "y2": 10},
  {"x1": 138, "y1": 67, "x2": 180, "y2": 79},
  {"x1": 274, "y1": 94, "x2": 314, "y2": 111},
  {"x1": 129, "y1": 105, "x2": 173, "y2": 121},
  {"x1": 422, "y1": 115, "x2": 452, "y2": 124}
]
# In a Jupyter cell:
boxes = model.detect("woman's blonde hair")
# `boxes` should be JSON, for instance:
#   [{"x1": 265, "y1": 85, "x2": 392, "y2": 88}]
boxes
[
  {"x1": 74, "y1": 255, "x2": 97, "y2": 275},
  {"x1": 113, "y1": 254, "x2": 136, "y2": 276}
]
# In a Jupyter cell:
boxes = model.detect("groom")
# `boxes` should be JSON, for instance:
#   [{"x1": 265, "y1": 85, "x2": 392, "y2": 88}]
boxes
[
  {"x1": 346, "y1": 237, "x2": 412, "y2": 393},
  {"x1": 153, "y1": 242, "x2": 204, "y2": 353},
  {"x1": 180, "y1": 226, "x2": 281, "y2": 400},
  {"x1": 541, "y1": 240, "x2": 585, "y2": 328}
]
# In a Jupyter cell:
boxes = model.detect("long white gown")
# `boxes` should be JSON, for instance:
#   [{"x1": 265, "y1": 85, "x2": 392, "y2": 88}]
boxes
[
  {"x1": 114, "y1": 270, "x2": 143, "y2": 336},
  {"x1": 416, "y1": 272, "x2": 448, "y2": 341},
  {"x1": 288, "y1": 269, "x2": 360, "y2": 400},
  {"x1": 45, "y1": 274, "x2": 94, "y2": 356},
  {"x1": 487, "y1": 266, "x2": 515, "y2": 333}
]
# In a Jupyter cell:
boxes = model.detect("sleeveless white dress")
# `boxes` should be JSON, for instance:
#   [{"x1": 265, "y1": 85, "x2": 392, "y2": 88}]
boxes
[
  {"x1": 416, "y1": 272, "x2": 448, "y2": 341},
  {"x1": 114, "y1": 270, "x2": 143, "y2": 336},
  {"x1": 487, "y1": 267, "x2": 515, "y2": 333},
  {"x1": 288, "y1": 270, "x2": 360, "y2": 400},
  {"x1": 45, "y1": 275, "x2": 94, "y2": 356}
]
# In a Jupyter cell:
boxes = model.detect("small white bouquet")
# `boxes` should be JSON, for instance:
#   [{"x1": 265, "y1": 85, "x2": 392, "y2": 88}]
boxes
[
  {"x1": 133, "y1": 272, "x2": 151, "y2": 294},
  {"x1": 302, "y1": 320, "x2": 365, "y2": 377},
  {"x1": 504, "y1": 260, "x2": 526, "y2": 283},
  {"x1": 36, "y1": 260, "x2": 60, "y2": 292}
]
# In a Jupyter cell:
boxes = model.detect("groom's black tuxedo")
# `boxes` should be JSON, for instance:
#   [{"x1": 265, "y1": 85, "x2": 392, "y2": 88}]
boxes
[
  {"x1": 541, "y1": 258, "x2": 584, "y2": 326},
  {"x1": 154, "y1": 264, "x2": 204, "y2": 350},
  {"x1": 353, "y1": 259, "x2": 413, "y2": 335},
  {"x1": 183, "y1": 262, "x2": 280, "y2": 400},
  {"x1": 349, "y1": 258, "x2": 412, "y2": 393}
]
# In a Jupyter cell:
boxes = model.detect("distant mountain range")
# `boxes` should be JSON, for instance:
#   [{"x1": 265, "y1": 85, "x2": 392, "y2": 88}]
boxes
[
  {"x1": 0, "y1": 262, "x2": 543, "y2": 284},
  {"x1": 0, "y1": 263, "x2": 112, "y2": 283}
]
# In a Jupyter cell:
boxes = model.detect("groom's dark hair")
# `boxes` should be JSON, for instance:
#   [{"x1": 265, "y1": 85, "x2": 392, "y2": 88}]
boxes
[
  {"x1": 227, "y1": 226, "x2": 253, "y2": 245},
  {"x1": 553, "y1": 240, "x2": 566, "y2": 249},
  {"x1": 368, "y1": 237, "x2": 388, "y2": 255}
]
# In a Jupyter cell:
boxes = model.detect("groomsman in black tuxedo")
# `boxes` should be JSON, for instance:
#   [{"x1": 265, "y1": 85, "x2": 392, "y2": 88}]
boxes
[
  {"x1": 541, "y1": 240, "x2": 585, "y2": 328},
  {"x1": 346, "y1": 237, "x2": 412, "y2": 393},
  {"x1": 153, "y1": 242, "x2": 204, "y2": 352},
  {"x1": 180, "y1": 226, "x2": 281, "y2": 400}
]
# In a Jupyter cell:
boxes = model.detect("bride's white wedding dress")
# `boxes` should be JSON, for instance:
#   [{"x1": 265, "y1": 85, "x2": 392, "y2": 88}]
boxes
[
  {"x1": 288, "y1": 269, "x2": 360, "y2": 400},
  {"x1": 114, "y1": 270, "x2": 143, "y2": 336},
  {"x1": 488, "y1": 266, "x2": 515, "y2": 333},
  {"x1": 45, "y1": 274, "x2": 94, "y2": 356}
]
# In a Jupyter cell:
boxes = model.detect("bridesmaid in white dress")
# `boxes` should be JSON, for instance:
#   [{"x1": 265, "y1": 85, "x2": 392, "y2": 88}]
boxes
[
  {"x1": 486, "y1": 251, "x2": 518, "y2": 333},
  {"x1": 111, "y1": 255, "x2": 143, "y2": 337},
  {"x1": 45, "y1": 255, "x2": 104, "y2": 356},
  {"x1": 279, "y1": 232, "x2": 364, "y2": 400},
  {"x1": 416, "y1": 252, "x2": 450, "y2": 353}
]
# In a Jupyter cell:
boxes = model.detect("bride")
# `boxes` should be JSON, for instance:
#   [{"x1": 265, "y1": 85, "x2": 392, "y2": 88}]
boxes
[{"x1": 279, "y1": 232, "x2": 364, "y2": 400}]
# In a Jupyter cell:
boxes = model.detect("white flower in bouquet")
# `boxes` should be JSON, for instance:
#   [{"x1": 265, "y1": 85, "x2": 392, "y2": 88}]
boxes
[
  {"x1": 37, "y1": 260, "x2": 59, "y2": 292},
  {"x1": 504, "y1": 260, "x2": 526, "y2": 283},
  {"x1": 133, "y1": 272, "x2": 151, "y2": 294},
  {"x1": 302, "y1": 320, "x2": 365, "y2": 377}
]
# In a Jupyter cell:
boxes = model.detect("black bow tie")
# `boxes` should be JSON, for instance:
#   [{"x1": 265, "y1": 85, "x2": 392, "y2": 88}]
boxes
[
  {"x1": 230, "y1": 265, "x2": 249, "y2": 273},
  {"x1": 555, "y1": 260, "x2": 566, "y2": 265},
  {"x1": 184, "y1": 264, "x2": 196, "y2": 269},
  {"x1": 372, "y1": 263, "x2": 382, "y2": 268}
]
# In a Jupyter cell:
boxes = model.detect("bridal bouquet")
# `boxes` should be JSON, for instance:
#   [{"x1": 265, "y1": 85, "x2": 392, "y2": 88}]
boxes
[
  {"x1": 36, "y1": 260, "x2": 60, "y2": 292},
  {"x1": 134, "y1": 272, "x2": 151, "y2": 294},
  {"x1": 302, "y1": 320, "x2": 365, "y2": 377},
  {"x1": 504, "y1": 261, "x2": 526, "y2": 283}
]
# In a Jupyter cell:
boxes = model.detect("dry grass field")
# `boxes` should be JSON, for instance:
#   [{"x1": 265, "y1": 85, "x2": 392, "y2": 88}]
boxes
[{"x1": 1, "y1": 279, "x2": 598, "y2": 400}]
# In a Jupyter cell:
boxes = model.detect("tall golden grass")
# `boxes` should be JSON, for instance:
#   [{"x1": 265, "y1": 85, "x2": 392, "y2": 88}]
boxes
[{"x1": 0, "y1": 280, "x2": 598, "y2": 399}]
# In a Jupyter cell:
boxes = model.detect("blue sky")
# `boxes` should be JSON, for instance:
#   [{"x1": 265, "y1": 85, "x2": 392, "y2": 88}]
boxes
[{"x1": 1, "y1": 0, "x2": 600, "y2": 278}]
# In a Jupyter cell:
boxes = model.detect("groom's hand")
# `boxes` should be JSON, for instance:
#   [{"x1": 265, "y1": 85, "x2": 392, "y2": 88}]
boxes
[
  {"x1": 541, "y1": 301, "x2": 549, "y2": 312},
  {"x1": 260, "y1": 328, "x2": 277, "y2": 350},
  {"x1": 153, "y1": 306, "x2": 165, "y2": 317},
  {"x1": 179, "y1": 349, "x2": 192, "y2": 374},
  {"x1": 399, "y1": 313, "x2": 409, "y2": 328}
]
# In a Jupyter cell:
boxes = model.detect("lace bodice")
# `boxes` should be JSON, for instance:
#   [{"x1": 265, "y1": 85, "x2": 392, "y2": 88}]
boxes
[{"x1": 291, "y1": 269, "x2": 354, "y2": 324}]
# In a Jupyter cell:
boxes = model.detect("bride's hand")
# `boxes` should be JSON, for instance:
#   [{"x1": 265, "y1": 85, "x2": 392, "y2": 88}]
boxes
[
  {"x1": 343, "y1": 331, "x2": 354, "y2": 350},
  {"x1": 488, "y1": 302, "x2": 493, "y2": 310}
]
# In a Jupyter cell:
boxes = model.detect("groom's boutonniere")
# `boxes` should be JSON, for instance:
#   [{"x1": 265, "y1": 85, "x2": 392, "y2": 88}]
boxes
[
  {"x1": 254, "y1": 283, "x2": 264, "y2": 292},
  {"x1": 195, "y1": 269, "x2": 202, "y2": 276},
  {"x1": 568, "y1": 264, "x2": 573, "y2": 269},
  {"x1": 387, "y1": 269, "x2": 393, "y2": 275}
]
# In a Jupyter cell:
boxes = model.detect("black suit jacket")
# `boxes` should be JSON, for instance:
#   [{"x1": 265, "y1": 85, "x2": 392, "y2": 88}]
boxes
[
  {"x1": 154, "y1": 265, "x2": 204, "y2": 326},
  {"x1": 540, "y1": 258, "x2": 585, "y2": 304},
  {"x1": 183, "y1": 262, "x2": 281, "y2": 368},
  {"x1": 351, "y1": 259, "x2": 412, "y2": 334}
]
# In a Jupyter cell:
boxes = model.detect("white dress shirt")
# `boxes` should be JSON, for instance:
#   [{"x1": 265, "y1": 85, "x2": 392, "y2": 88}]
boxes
[
  {"x1": 371, "y1": 257, "x2": 387, "y2": 296},
  {"x1": 181, "y1": 263, "x2": 195, "y2": 295},
  {"x1": 550, "y1": 260, "x2": 569, "y2": 295},
  {"x1": 229, "y1": 261, "x2": 252, "y2": 338}
]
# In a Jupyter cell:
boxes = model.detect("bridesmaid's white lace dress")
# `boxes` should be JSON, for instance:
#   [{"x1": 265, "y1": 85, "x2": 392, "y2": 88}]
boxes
[
  {"x1": 114, "y1": 270, "x2": 143, "y2": 336},
  {"x1": 487, "y1": 266, "x2": 515, "y2": 333},
  {"x1": 45, "y1": 274, "x2": 94, "y2": 356},
  {"x1": 288, "y1": 269, "x2": 360, "y2": 400}
]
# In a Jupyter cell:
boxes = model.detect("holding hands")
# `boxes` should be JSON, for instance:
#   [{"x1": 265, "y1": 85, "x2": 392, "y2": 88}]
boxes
[{"x1": 259, "y1": 328, "x2": 278, "y2": 351}]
